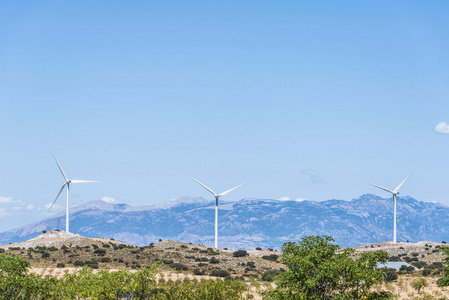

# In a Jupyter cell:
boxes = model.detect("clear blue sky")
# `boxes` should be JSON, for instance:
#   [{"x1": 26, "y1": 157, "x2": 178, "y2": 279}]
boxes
[{"x1": 1, "y1": 1, "x2": 449, "y2": 230}]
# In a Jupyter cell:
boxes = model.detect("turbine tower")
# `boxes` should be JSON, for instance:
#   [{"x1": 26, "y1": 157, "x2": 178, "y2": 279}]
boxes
[
  {"x1": 49, "y1": 152, "x2": 98, "y2": 233},
  {"x1": 192, "y1": 177, "x2": 246, "y2": 248},
  {"x1": 369, "y1": 172, "x2": 413, "y2": 244}
]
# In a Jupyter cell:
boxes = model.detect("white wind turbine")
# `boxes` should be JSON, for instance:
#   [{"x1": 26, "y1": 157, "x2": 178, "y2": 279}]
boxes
[
  {"x1": 192, "y1": 177, "x2": 247, "y2": 248},
  {"x1": 48, "y1": 152, "x2": 99, "y2": 233},
  {"x1": 369, "y1": 172, "x2": 413, "y2": 244}
]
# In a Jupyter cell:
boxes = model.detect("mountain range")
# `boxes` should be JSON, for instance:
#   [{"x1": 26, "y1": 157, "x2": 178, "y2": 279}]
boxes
[{"x1": 1, "y1": 194, "x2": 448, "y2": 250}]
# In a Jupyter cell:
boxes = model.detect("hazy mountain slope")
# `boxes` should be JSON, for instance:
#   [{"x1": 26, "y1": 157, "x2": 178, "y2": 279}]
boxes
[{"x1": 1, "y1": 194, "x2": 448, "y2": 249}]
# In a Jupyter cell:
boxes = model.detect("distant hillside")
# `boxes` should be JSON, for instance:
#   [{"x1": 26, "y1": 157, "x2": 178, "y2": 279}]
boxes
[{"x1": 1, "y1": 194, "x2": 449, "y2": 249}]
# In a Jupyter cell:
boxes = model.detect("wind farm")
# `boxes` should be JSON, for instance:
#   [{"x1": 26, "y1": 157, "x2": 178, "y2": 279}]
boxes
[{"x1": 2, "y1": 1, "x2": 449, "y2": 298}]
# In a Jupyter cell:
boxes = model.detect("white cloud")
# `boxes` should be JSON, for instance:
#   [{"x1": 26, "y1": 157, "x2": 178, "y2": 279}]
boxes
[
  {"x1": 300, "y1": 169, "x2": 324, "y2": 184},
  {"x1": 101, "y1": 196, "x2": 118, "y2": 203},
  {"x1": 45, "y1": 203, "x2": 62, "y2": 211},
  {"x1": 278, "y1": 196, "x2": 291, "y2": 201},
  {"x1": 26, "y1": 204, "x2": 35, "y2": 210},
  {"x1": 0, "y1": 208, "x2": 9, "y2": 218},
  {"x1": 435, "y1": 122, "x2": 449, "y2": 134},
  {"x1": 295, "y1": 197, "x2": 306, "y2": 202},
  {"x1": 0, "y1": 196, "x2": 22, "y2": 204}
]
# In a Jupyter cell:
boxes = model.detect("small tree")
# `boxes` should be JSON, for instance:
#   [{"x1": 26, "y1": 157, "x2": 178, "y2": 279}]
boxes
[
  {"x1": 411, "y1": 278, "x2": 428, "y2": 292},
  {"x1": 438, "y1": 246, "x2": 449, "y2": 286},
  {"x1": 265, "y1": 235, "x2": 391, "y2": 300}
]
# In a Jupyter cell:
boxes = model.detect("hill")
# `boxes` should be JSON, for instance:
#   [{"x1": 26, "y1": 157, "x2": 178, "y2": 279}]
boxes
[
  {"x1": 1, "y1": 230, "x2": 282, "y2": 280},
  {"x1": 1, "y1": 194, "x2": 449, "y2": 249}
]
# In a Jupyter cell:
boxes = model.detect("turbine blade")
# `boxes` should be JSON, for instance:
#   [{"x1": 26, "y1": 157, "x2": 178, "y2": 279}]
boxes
[
  {"x1": 218, "y1": 182, "x2": 247, "y2": 197},
  {"x1": 51, "y1": 152, "x2": 68, "y2": 181},
  {"x1": 369, "y1": 183, "x2": 394, "y2": 194},
  {"x1": 394, "y1": 172, "x2": 414, "y2": 193},
  {"x1": 70, "y1": 180, "x2": 100, "y2": 183},
  {"x1": 48, "y1": 183, "x2": 66, "y2": 212},
  {"x1": 192, "y1": 177, "x2": 217, "y2": 196}
]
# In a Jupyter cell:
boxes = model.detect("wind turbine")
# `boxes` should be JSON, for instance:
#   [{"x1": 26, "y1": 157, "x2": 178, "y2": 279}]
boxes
[
  {"x1": 369, "y1": 172, "x2": 413, "y2": 244},
  {"x1": 192, "y1": 177, "x2": 247, "y2": 248},
  {"x1": 49, "y1": 152, "x2": 98, "y2": 233}
]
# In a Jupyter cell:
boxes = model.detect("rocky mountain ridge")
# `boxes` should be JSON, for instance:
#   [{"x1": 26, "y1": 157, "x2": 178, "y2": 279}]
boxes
[{"x1": 1, "y1": 194, "x2": 448, "y2": 250}]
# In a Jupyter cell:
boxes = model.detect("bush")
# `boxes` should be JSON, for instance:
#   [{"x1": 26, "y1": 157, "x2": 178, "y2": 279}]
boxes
[
  {"x1": 85, "y1": 260, "x2": 98, "y2": 269},
  {"x1": 399, "y1": 265, "x2": 415, "y2": 273},
  {"x1": 422, "y1": 268, "x2": 431, "y2": 276},
  {"x1": 193, "y1": 268, "x2": 205, "y2": 275},
  {"x1": 41, "y1": 252, "x2": 50, "y2": 258},
  {"x1": 170, "y1": 263, "x2": 188, "y2": 271},
  {"x1": 381, "y1": 268, "x2": 398, "y2": 282},
  {"x1": 74, "y1": 260, "x2": 85, "y2": 266},
  {"x1": 209, "y1": 257, "x2": 220, "y2": 264},
  {"x1": 162, "y1": 259, "x2": 173, "y2": 264},
  {"x1": 246, "y1": 261, "x2": 255, "y2": 268},
  {"x1": 94, "y1": 249, "x2": 106, "y2": 256},
  {"x1": 262, "y1": 254, "x2": 279, "y2": 262},
  {"x1": 256, "y1": 247, "x2": 262, "y2": 250},
  {"x1": 210, "y1": 269, "x2": 230, "y2": 277},
  {"x1": 100, "y1": 257, "x2": 111, "y2": 263},
  {"x1": 262, "y1": 269, "x2": 283, "y2": 282},
  {"x1": 232, "y1": 250, "x2": 248, "y2": 257},
  {"x1": 56, "y1": 263, "x2": 65, "y2": 268},
  {"x1": 388, "y1": 256, "x2": 401, "y2": 262},
  {"x1": 411, "y1": 261, "x2": 427, "y2": 269}
]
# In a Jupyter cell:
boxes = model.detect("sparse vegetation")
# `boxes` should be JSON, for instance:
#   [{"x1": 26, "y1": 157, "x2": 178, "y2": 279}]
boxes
[
  {"x1": 232, "y1": 250, "x2": 248, "y2": 257},
  {"x1": 4, "y1": 232, "x2": 449, "y2": 299}
]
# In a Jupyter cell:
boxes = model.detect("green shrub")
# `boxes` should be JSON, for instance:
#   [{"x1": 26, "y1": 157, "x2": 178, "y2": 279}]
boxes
[
  {"x1": 262, "y1": 269, "x2": 283, "y2": 282},
  {"x1": 209, "y1": 257, "x2": 220, "y2": 264},
  {"x1": 381, "y1": 268, "x2": 398, "y2": 282},
  {"x1": 56, "y1": 263, "x2": 66, "y2": 268},
  {"x1": 232, "y1": 250, "x2": 248, "y2": 257},
  {"x1": 411, "y1": 261, "x2": 427, "y2": 269},
  {"x1": 74, "y1": 260, "x2": 85, "y2": 266},
  {"x1": 170, "y1": 263, "x2": 188, "y2": 271},
  {"x1": 210, "y1": 269, "x2": 230, "y2": 277},
  {"x1": 193, "y1": 269, "x2": 205, "y2": 275},
  {"x1": 162, "y1": 259, "x2": 173, "y2": 264},
  {"x1": 94, "y1": 249, "x2": 106, "y2": 256},
  {"x1": 100, "y1": 257, "x2": 112, "y2": 263},
  {"x1": 262, "y1": 254, "x2": 279, "y2": 262}
]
